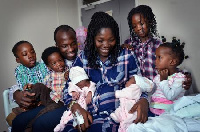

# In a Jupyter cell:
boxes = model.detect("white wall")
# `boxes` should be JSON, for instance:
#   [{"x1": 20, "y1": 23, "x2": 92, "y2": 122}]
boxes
[
  {"x1": 137, "y1": 0, "x2": 200, "y2": 94},
  {"x1": 0, "y1": 0, "x2": 79, "y2": 131}
]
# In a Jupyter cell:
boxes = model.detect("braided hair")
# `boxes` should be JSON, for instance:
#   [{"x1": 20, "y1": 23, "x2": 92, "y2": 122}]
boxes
[
  {"x1": 127, "y1": 5, "x2": 158, "y2": 39},
  {"x1": 160, "y1": 36, "x2": 188, "y2": 66},
  {"x1": 84, "y1": 11, "x2": 120, "y2": 69}
]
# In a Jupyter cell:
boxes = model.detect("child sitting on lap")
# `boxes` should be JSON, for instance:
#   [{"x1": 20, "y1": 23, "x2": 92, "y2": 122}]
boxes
[{"x1": 42, "y1": 46, "x2": 69, "y2": 103}]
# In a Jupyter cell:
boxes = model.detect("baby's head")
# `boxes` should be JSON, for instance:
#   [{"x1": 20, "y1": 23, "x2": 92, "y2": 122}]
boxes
[
  {"x1": 42, "y1": 46, "x2": 65, "y2": 72},
  {"x1": 69, "y1": 66, "x2": 90, "y2": 88},
  {"x1": 155, "y1": 37, "x2": 188, "y2": 71},
  {"x1": 12, "y1": 41, "x2": 36, "y2": 68}
]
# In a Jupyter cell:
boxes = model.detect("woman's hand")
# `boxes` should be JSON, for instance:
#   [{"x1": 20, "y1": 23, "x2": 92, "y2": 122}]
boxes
[
  {"x1": 13, "y1": 84, "x2": 36, "y2": 109},
  {"x1": 129, "y1": 98, "x2": 148, "y2": 124},
  {"x1": 71, "y1": 103, "x2": 93, "y2": 131},
  {"x1": 183, "y1": 72, "x2": 192, "y2": 90}
]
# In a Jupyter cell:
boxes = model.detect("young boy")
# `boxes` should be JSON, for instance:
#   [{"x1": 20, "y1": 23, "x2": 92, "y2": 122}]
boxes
[
  {"x1": 12, "y1": 40, "x2": 48, "y2": 89},
  {"x1": 7, "y1": 41, "x2": 49, "y2": 126},
  {"x1": 41, "y1": 46, "x2": 69, "y2": 103}
]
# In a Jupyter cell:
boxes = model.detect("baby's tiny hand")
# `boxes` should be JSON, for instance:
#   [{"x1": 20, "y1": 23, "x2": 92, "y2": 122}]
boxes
[
  {"x1": 72, "y1": 92, "x2": 80, "y2": 100},
  {"x1": 159, "y1": 69, "x2": 168, "y2": 81},
  {"x1": 85, "y1": 92, "x2": 92, "y2": 105},
  {"x1": 64, "y1": 71, "x2": 69, "y2": 80}
]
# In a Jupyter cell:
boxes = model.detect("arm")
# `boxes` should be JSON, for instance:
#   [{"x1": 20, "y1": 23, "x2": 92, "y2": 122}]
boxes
[
  {"x1": 63, "y1": 53, "x2": 84, "y2": 105},
  {"x1": 13, "y1": 84, "x2": 36, "y2": 109},
  {"x1": 127, "y1": 50, "x2": 149, "y2": 123},
  {"x1": 159, "y1": 75, "x2": 185, "y2": 101},
  {"x1": 15, "y1": 67, "x2": 27, "y2": 90}
]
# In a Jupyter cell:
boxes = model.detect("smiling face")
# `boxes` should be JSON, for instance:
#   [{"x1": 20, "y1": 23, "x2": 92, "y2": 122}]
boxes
[
  {"x1": 132, "y1": 13, "x2": 149, "y2": 41},
  {"x1": 95, "y1": 28, "x2": 116, "y2": 62},
  {"x1": 55, "y1": 31, "x2": 78, "y2": 61},
  {"x1": 155, "y1": 46, "x2": 173, "y2": 71},
  {"x1": 16, "y1": 43, "x2": 36, "y2": 68},
  {"x1": 47, "y1": 52, "x2": 65, "y2": 72}
]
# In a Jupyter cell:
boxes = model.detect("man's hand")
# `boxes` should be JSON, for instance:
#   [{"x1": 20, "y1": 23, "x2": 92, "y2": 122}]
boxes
[
  {"x1": 129, "y1": 98, "x2": 148, "y2": 124},
  {"x1": 13, "y1": 90, "x2": 35, "y2": 109},
  {"x1": 183, "y1": 72, "x2": 192, "y2": 90},
  {"x1": 71, "y1": 103, "x2": 93, "y2": 131}
]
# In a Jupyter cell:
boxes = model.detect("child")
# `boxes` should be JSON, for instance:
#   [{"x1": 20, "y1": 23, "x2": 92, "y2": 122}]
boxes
[
  {"x1": 41, "y1": 46, "x2": 69, "y2": 103},
  {"x1": 54, "y1": 66, "x2": 96, "y2": 132},
  {"x1": 110, "y1": 75, "x2": 154, "y2": 132},
  {"x1": 124, "y1": 5, "x2": 192, "y2": 89},
  {"x1": 7, "y1": 41, "x2": 49, "y2": 126},
  {"x1": 124, "y1": 5, "x2": 161, "y2": 81},
  {"x1": 150, "y1": 37, "x2": 188, "y2": 115},
  {"x1": 12, "y1": 40, "x2": 48, "y2": 89}
]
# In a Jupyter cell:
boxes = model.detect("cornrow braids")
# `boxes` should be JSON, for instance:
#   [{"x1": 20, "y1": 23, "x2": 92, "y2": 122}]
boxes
[
  {"x1": 160, "y1": 36, "x2": 188, "y2": 66},
  {"x1": 12, "y1": 40, "x2": 32, "y2": 57},
  {"x1": 54, "y1": 25, "x2": 76, "y2": 42},
  {"x1": 84, "y1": 11, "x2": 120, "y2": 69},
  {"x1": 41, "y1": 46, "x2": 63, "y2": 65},
  {"x1": 128, "y1": 5, "x2": 158, "y2": 39}
]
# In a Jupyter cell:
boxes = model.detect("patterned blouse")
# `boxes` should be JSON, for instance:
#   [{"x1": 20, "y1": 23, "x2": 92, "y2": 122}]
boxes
[
  {"x1": 63, "y1": 48, "x2": 147, "y2": 115},
  {"x1": 125, "y1": 36, "x2": 162, "y2": 80},
  {"x1": 15, "y1": 61, "x2": 48, "y2": 90}
]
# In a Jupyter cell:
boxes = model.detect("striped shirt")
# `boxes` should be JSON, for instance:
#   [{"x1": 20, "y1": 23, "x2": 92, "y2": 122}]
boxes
[
  {"x1": 124, "y1": 36, "x2": 162, "y2": 80},
  {"x1": 150, "y1": 72, "x2": 186, "y2": 115},
  {"x1": 63, "y1": 48, "x2": 147, "y2": 115},
  {"x1": 15, "y1": 61, "x2": 48, "y2": 90},
  {"x1": 43, "y1": 70, "x2": 68, "y2": 103}
]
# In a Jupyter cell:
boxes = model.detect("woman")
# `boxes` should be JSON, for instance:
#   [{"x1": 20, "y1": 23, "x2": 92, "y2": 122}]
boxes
[{"x1": 62, "y1": 12, "x2": 149, "y2": 132}]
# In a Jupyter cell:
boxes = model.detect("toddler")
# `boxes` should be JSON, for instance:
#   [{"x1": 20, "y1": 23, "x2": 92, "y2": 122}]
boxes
[
  {"x1": 110, "y1": 75, "x2": 154, "y2": 132},
  {"x1": 150, "y1": 37, "x2": 188, "y2": 115},
  {"x1": 42, "y1": 46, "x2": 69, "y2": 103},
  {"x1": 54, "y1": 66, "x2": 96, "y2": 132}
]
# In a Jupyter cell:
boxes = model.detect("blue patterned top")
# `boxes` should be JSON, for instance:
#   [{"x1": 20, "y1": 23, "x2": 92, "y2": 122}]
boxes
[
  {"x1": 15, "y1": 61, "x2": 49, "y2": 90},
  {"x1": 63, "y1": 48, "x2": 147, "y2": 115}
]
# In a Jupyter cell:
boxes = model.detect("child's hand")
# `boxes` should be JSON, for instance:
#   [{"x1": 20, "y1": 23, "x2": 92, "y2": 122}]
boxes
[
  {"x1": 85, "y1": 92, "x2": 92, "y2": 105},
  {"x1": 64, "y1": 70, "x2": 69, "y2": 80},
  {"x1": 23, "y1": 83, "x2": 33, "y2": 91},
  {"x1": 121, "y1": 44, "x2": 134, "y2": 51},
  {"x1": 158, "y1": 69, "x2": 168, "y2": 81},
  {"x1": 72, "y1": 91, "x2": 80, "y2": 100}
]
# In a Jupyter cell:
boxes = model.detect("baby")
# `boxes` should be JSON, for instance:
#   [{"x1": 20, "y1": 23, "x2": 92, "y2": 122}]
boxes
[
  {"x1": 110, "y1": 75, "x2": 154, "y2": 132},
  {"x1": 54, "y1": 66, "x2": 96, "y2": 132}
]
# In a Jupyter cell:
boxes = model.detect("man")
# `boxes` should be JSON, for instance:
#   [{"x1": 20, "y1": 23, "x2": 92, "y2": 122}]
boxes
[{"x1": 12, "y1": 25, "x2": 79, "y2": 132}]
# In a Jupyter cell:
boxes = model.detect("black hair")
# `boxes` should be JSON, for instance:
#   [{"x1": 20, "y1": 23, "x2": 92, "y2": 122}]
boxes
[
  {"x1": 84, "y1": 11, "x2": 120, "y2": 69},
  {"x1": 12, "y1": 40, "x2": 32, "y2": 57},
  {"x1": 127, "y1": 5, "x2": 158, "y2": 39},
  {"x1": 54, "y1": 25, "x2": 76, "y2": 42},
  {"x1": 160, "y1": 36, "x2": 188, "y2": 66},
  {"x1": 41, "y1": 46, "x2": 64, "y2": 65}
]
